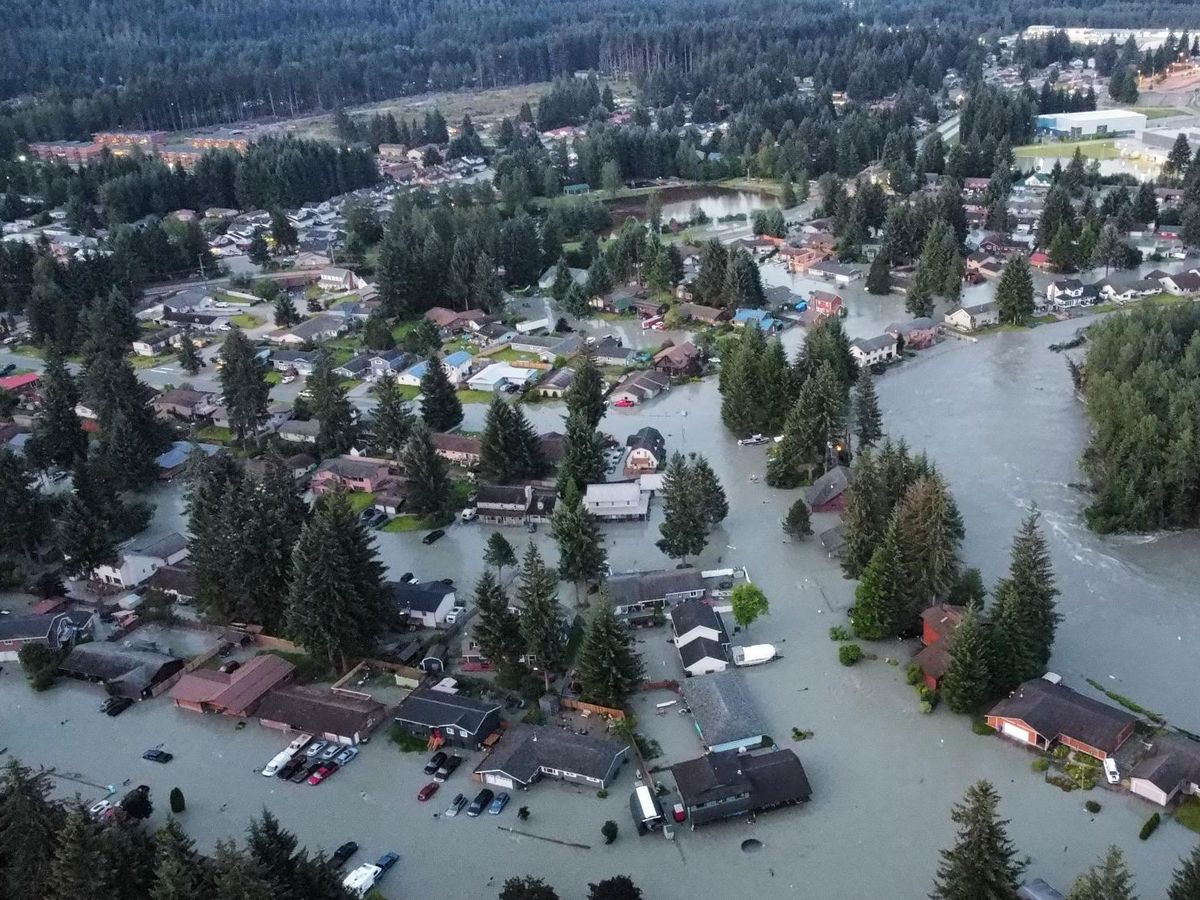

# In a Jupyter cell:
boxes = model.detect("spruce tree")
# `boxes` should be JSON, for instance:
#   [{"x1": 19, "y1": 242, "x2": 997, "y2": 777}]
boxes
[
  {"x1": 990, "y1": 509, "x2": 1060, "y2": 692},
  {"x1": 656, "y1": 453, "x2": 707, "y2": 561},
  {"x1": 756, "y1": 339, "x2": 794, "y2": 435},
  {"x1": 0, "y1": 759, "x2": 61, "y2": 900},
  {"x1": 852, "y1": 367, "x2": 883, "y2": 449},
  {"x1": 285, "y1": 490, "x2": 388, "y2": 672},
  {"x1": 575, "y1": 597, "x2": 644, "y2": 707},
  {"x1": 0, "y1": 449, "x2": 46, "y2": 558},
  {"x1": 1048, "y1": 223, "x2": 1077, "y2": 272},
  {"x1": 995, "y1": 255, "x2": 1035, "y2": 326},
  {"x1": 782, "y1": 497, "x2": 812, "y2": 538},
  {"x1": 557, "y1": 410, "x2": 605, "y2": 496},
  {"x1": 47, "y1": 806, "x2": 106, "y2": 900},
  {"x1": 850, "y1": 516, "x2": 911, "y2": 640},
  {"x1": 1168, "y1": 843, "x2": 1200, "y2": 900},
  {"x1": 1067, "y1": 846, "x2": 1136, "y2": 900},
  {"x1": 517, "y1": 543, "x2": 564, "y2": 691},
  {"x1": 419, "y1": 353, "x2": 463, "y2": 432},
  {"x1": 472, "y1": 569, "x2": 522, "y2": 673},
  {"x1": 241, "y1": 457, "x2": 309, "y2": 630},
  {"x1": 272, "y1": 292, "x2": 298, "y2": 327},
  {"x1": 184, "y1": 452, "x2": 245, "y2": 621},
  {"x1": 94, "y1": 406, "x2": 161, "y2": 491},
  {"x1": 248, "y1": 229, "x2": 271, "y2": 266},
  {"x1": 57, "y1": 462, "x2": 122, "y2": 577},
  {"x1": 719, "y1": 328, "x2": 762, "y2": 436},
  {"x1": 25, "y1": 352, "x2": 86, "y2": 470},
  {"x1": 483, "y1": 531, "x2": 517, "y2": 579},
  {"x1": 369, "y1": 373, "x2": 414, "y2": 457},
  {"x1": 930, "y1": 781, "x2": 1024, "y2": 900},
  {"x1": 905, "y1": 272, "x2": 935, "y2": 318},
  {"x1": 550, "y1": 258, "x2": 573, "y2": 302},
  {"x1": 563, "y1": 347, "x2": 606, "y2": 430},
  {"x1": 941, "y1": 607, "x2": 993, "y2": 713},
  {"x1": 176, "y1": 327, "x2": 202, "y2": 375},
  {"x1": 150, "y1": 819, "x2": 201, "y2": 900},
  {"x1": 219, "y1": 328, "x2": 270, "y2": 446},
  {"x1": 866, "y1": 253, "x2": 891, "y2": 295},
  {"x1": 690, "y1": 454, "x2": 728, "y2": 527},
  {"x1": 308, "y1": 349, "x2": 357, "y2": 457},
  {"x1": 894, "y1": 474, "x2": 963, "y2": 615},
  {"x1": 550, "y1": 481, "x2": 607, "y2": 598},
  {"x1": 400, "y1": 425, "x2": 451, "y2": 516},
  {"x1": 841, "y1": 449, "x2": 887, "y2": 577}
]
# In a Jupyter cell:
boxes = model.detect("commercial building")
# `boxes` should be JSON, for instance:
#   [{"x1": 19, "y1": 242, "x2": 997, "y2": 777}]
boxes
[{"x1": 1035, "y1": 110, "x2": 1146, "y2": 140}]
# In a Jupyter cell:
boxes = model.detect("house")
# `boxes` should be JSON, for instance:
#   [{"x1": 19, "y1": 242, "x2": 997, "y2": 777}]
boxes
[
  {"x1": 810, "y1": 290, "x2": 844, "y2": 319},
  {"x1": 624, "y1": 427, "x2": 665, "y2": 475},
  {"x1": 278, "y1": 419, "x2": 321, "y2": 444},
  {"x1": 986, "y1": 678, "x2": 1137, "y2": 761},
  {"x1": 398, "y1": 351, "x2": 473, "y2": 388},
  {"x1": 671, "y1": 748, "x2": 811, "y2": 828},
  {"x1": 912, "y1": 604, "x2": 966, "y2": 691},
  {"x1": 211, "y1": 402, "x2": 291, "y2": 435},
  {"x1": 849, "y1": 334, "x2": 899, "y2": 367},
  {"x1": 475, "y1": 483, "x2": 557, "y2": 526},
  {"x1": 675, "y1": 302, "x2": 726, "y2": 325},
  {"x1": 393, "y1": 687, "x2": 503, "y2": 749},
  {"x1": 145, "y1": 564, "x2": 198, "y2": 603},
  {"x1": 432, "y1": 432, "x2": 482, "y2": 467},
  {"x1": 584, "y1": 482, "x2": 651, "y2": 520},
  {"x1": 94, "y1": 532, "x2": 189, "y2": 588},
  {"x1": 0, "y1": 372, "x2": 39, "y2": 396},
  {"x1": 682, "y1": 672, "x2": 766, "y2": 753},
  {"x1": 886, "y1": 318, "x2": 938, "y2": 349},
  {"x1": 1029, "y1": 251, "x2": 1052, "y2": 270},
  {"x1": 59, "y1": 644, "x2": 185, "y2": 699},
  {"x1": 1158, "y1": 270, "x2": 1200, "y2": 296},
  {"x1": 632, "y1": 297, "x2": 667, "y2": 318},
  {"x1": 536, "y1": 367, "x2": 575, "y2": 399},
  {"x1": 538, "y1": 431, "x2": 566, "y2": 465},
  {"x1": 152, "y1": 388, "x2": 215, "y2": 421},
  {"x1": 334, "y1": 349, "x2": 410, "y2": 381},
  {"x1": 653, "y1": 341, "x2": 703, "y2": 377},
  {"x1": 131, "y1": 327, "x2": 181, "y2": 357},
  {"x1": 266, "y1": 314, "x2": 346, "y2": 346},
  {"x1": 819, "y1": 523, "x2": 847, "y2": 558},
  {"x1": 508, "y1": 333, "x2": 582, "y2": 362},
  {"x1": 1046, "y1": 278, "x2": 1085, "y2": 308},
  {"x1": 387, "y1": 580, "x2": 456, "y2": 628},
  {"x1": 944, "y1": 301, "x2": 999, "y2": 332},
  {"x1": 1128, "y1": 734, "x2": 1200, "y2": 807},
  {"x1": 161, "y1": 307, "x2": 230, "y2": 332},
  {"x1": 0, "y1": 608, "x2": 96, "y2": 662},
  {"x1": 731, "y1": 308, "x2": 779, "y2": 332},
  {"x1": 270, "y1": 349, "x2": 318, "y2": 375},
  {"x1": 476, "y1": 725, "x2": 630, "y2": 790},
  {"x1": 311, "y1": 457, "x2": 391, "y2": 495},
  {"x1": 424, "y1": 307, "x2": 491, "y2": 334},
  {"x1": 610, "y1": 370, "x2": 670, "y2": 405},
  {"x1": 807, "y1": 260, "x2": 861, "y2": 284},
  {"x1": 169, "y1": 654, "x2": 295, "y2": 717},
  {"x1": 319, "y1": 266, "x2": 365, "y2": 292},
  {"x1": 467, "y1": 363, "x2": 539, "y2": 393},
  {"x1": 1095, "y1": 277, "x2": 1161, "y2": 302},
  {"x1": 538, "y1": 265, "x2": 587, "y2": 291},
  {"x1": 155, "y1": 440, "x2": 220, "y2": 478},
  {"x1": 671, "y1": 597, "x2": 730, "y2": 676},
  {"x1": 591, "y1": 336, "x2": 638, "y2": 368},
  {"x1": 806, "y1": 465, "x2": 852, "y2": 513},
  {"x1": 606, "y1": 569, "x2": 705, "y2": 621},
  {"x1": 257, "y1": 685, "x2": 386, "y2": 745}
]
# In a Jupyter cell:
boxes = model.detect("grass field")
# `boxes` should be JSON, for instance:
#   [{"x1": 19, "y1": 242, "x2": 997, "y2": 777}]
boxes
[
  {"x1": 1013, "y1": 140, "x2": 1121, "y2": 160},
  {"x1": 230, "y1": 313, "x2": 264, "y2": 329},
  {"x1": 346, "y1": 491, "x2": 375, "y2": 514},
  {"x1": 129, "y1": 353, "x2": 173, "y2": 369},
  {"x1": 194, "y1": 425, "x2": 233, "y2": 444},
  {"x1": 1139, "y1": 106, "x2": 1187, "y2": 119},
  {"x1": 1178, "y1": 796, "x2": 1200, "y2": 833}
]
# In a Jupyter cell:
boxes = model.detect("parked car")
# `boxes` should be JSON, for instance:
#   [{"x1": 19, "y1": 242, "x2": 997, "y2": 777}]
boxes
[
  {"x1": 376, "y1": 852, "x2": 400, "y2": 873},
  {"x1": 433, "y1": 755, "x2": 462, "y2": 782},
  {"x1": 307, "y1": 763, "x2": 339, "y2": 785},
  {"x1": 738, "y1": 434, "x2": 769, "y2": 446},
  {"x1": 332, "y1": 841, "x2": 359, "y2": 868},
  {"x1": 445, "y1": 609, "x2": 460, "y2": 625},
  {"x1": 466, "y1": 789, "x2": 494, "y2": 817},
  {"x1": 291, "y1": 761, "x2": 321, "y2": 783},
  {"x1": 444, "y1": 793, "x2": 467, "y2": 817},
  {"x1": 613, "y1": 398, "x2": 636, "y2": 408},
  {"x1": 358, "y1": 507, "x2": 377, "y2": 523},
  {"x1": 422, "y1": 529, "x2": 446, "y2": 545},
  {"x1": 333, "y1": 746, "x2": 359, "y2": 767},
  {"x1": 672, "y1": 802, "x2": 686, "y2": 822},
  {"x1": 304, "y1": 740, "x2": 327, "y2": 758},
  {"x1": 399, "y1": 572, "x2": 415, "y2": 583},
  {"x1": 99, "y1": 697, "x2": 119, "y2": 713},
  {"x1": 281, "y1": 372, "x2": 297, "y2": 385},
  {"x1": 105, "y1": 698, "x2": 133, "y2": 717},
  {"x1": 142, "y1": 749, "x2": 173, "y2": 764},
  {"x1": 423, "y1": 751, "x2": 447, "y2": 775},
  {"x1": 417, "y1": 782, "x2": 439, "y2": 802},
  {"x1": 277, "y1": 756, "x2": 306, "y2": 780},
  {"x1": 460, "y1": 507, "x2": 477, "y2": 522},
  {"x1": 319, "y1": 743, "x2": 342, "y2": 761},
  {"x1": 218, "y1": 659, "x2": 241, "y2": 674},
  {"x1": 488, "y1": 791, "x2": 510, "y2": 815},
  {"x1": 0, "y1": 363, "x2": 15, "y2": 376},
  {"x1": 1103, "y1": 757, "x2": 1121, "y2": 784},
  {"x1": 88, "y1": 799, "x2": 112, "y2": 820}
]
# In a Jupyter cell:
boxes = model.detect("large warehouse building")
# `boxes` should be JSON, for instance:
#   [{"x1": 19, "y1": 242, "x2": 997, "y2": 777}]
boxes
[{"x1": 1036, "y1": 109, "x2": 1147, "y2": 139}]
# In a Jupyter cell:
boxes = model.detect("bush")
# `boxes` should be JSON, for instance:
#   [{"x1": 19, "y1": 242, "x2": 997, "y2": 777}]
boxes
[
  {"x1": 1139, "y1": 812, "x2": 1160, "y2": 840},
  {"x1": 971, "y1": 717, "x2": 995, "y2": 736},
  {"x1": 522, "y1": 705, "x2": 545, "y2": 725},
  {"x1": 1032, "y1": 758, "x2": 1051, "y2": 772},
  {"x1": 1052, "y1": 744, "x2": 1070, "y2": 759},
  {"x1": 1085, "y1": 800, "x2": 1102, "y2": 814},
  {"x1": 633, "y1": 733, "x2": 662, "y2": 761},
  {"x1": 596, "y1": 789, "x2": 608, "y2": 799},
  {"x1": 905, "y1": 663, "x2": 924, "y2": 685},
  {"x1": 828, "y1": 625, "x2": 853, "y2": 642},
  {"x1": 18, "y1": 643, "x2": 62, "y2": 691},
  {"x1": 791, "y1": 727, "x2": 814, "y2": 741},
  {"x1": 601, "y1": 820, "x2": 618, "y2": 844},
  {"x1": 838, "y1": 644, "x2": 863, "y2": 666},
  {"x1": 1046, "y1": 775, "x2": 1077, "y2": 792},
  {"x1": 517, "y1": 806, "x2": 530, "y2": 821},
  {"x1": 169, "y1": 788, "x2": 185, "y2": 813},
  {"x1": 919, "y1": 701, "x2": 934, "y2": 714},
  {"x1": 388, "y1": 724, "x2": 430, "y2": 753}
]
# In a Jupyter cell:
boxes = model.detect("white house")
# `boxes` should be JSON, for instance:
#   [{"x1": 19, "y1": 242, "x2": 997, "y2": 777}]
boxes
[
  {"x1": 944, "y1": 301, "x2": 999, "y2": 332},
  {"x1": 397, "y1": 350, "x2": 474, "y2": 388},
  {"x1": 466, "y1": 363, "x2": 538, "y2": 393},
  {"x1": 319, "y1": 266, "x2": 366, "y2": 293},
  {"x1": 387, "y1": 581, "x2": 456, "y2": 629},
  {"x1": 670, "y1": 596, "x2": 731, "y2": 677},
  {"x1": 1158, "y1": 270, "x2": 1200, "y2": 296},
  {"x1": 583, "y1": 482, "x2": 651, "y2": 520},
  {"x1": 1128, "y1": 735, "x2": 1200, "y2": 807},
  {"x1": 93, "y1": 533, "x2": 189, "y2": 588},
  {"x1": 849, "y1": 334, "x2": 898, "y2": 367},
  {"x1": 1046, "y1": 278, "x2": 1085, "y2": 307}
]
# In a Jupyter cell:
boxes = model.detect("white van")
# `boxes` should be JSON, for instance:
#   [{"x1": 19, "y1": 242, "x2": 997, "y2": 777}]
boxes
[
  {"x1": 342, "y1": 864, "x2": 382, "y2": 897},
  {"x1": 1103, "y1": 757, "x2": 1120, "y2": 784}
]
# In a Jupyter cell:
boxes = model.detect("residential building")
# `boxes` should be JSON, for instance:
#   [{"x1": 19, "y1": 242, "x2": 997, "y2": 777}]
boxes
[
  {"x1": 159, "y1": 307, "x2": 230, "y2": 332},
  {"x1": 671, "y1": 748, "x2": 812, "y2": 828},
  {"x1": 0, "y1": 609, "x2": 96, "y2": 662},
  {"x1": 653, "y1": 341, "x2": 703, "y2": 377},
  {"x1": 311, "y1": 457, "x2": 391, "y2": 495},
  {"x1": 624, "y1": 427, "x2": 665, "y2": 475},
  {"x1": 151, "y1": 388, "x2": 216, "y2": 421},
  {"x1": 807, "y1": 260, "x2": 861, "y2": 284},
  {"x1": 266, "y1": 314, "x2": 346, "y2": 346},
  {"x1": 609, "y1": 369, "x2": 671, "y2": 405},
  {"x1": 912, "y1": 604, "x2": 966, "y2": 691},
  {"x1": 944, "y1": 301, "x2": 1000, "y2": 332},
  {"x1": 474, "y1": 724, "x2": 630, "y2": 790},
  {"x1": 536, "y1": 367, "x2": 575, "y2": 398},
  {"x1": 1046, "y1": 278, "x2": 1085, "y2": 307},
  {"x1": 431, "y1": 432, "x2": 482, "y2": 467},
  {"x1": 393, "y1": 687, "x2": 503, "y2": 749},
  {"x1": 682, "y1": 672, "x2": 767, "y2": 753},
  {"x1": 319, "y1": 266, "x2": 365, "y2": 292},
  {"x1": 155, "y1": 440, "x2": 220, "y2": 478},
  {"x1": 885, "y1": 318, "x2": 938, "y2": 349},
  {"x1": 810, "y1": 290, "x2": 844, "y2": 319},
  {"x1": 674, "y1": 302, "x2": 726, "y2": 325},
  {"x1": 424, "y1": 307, "x2": 491, "y2": 334},
  {"x1": 211, "y1": 402, "x2": 291, "y2": 436},
  {"x1": 131, "y1": 327, "x2": 181, "y2": 357},
  {"x1": 731, "y1": 308, "x2": 779, "y2": 331},
  {"x1": 270, "y1": 349, "x2": 319, "y2": 375},
  {"x1": 0, "y1": 373, "x2": 39, "y2": 396},
  {"x1": 849, "y1": 334, "x2": 899, "y2": 367},
  {"x1": 94, "y1": 532, "x2": 189, "y2": 588},
  {"x1": 333, "y1": 349, "x2": 410, "y2": 381},
  {"x1": 1158, "y1": 270, "x2": 1200, "y2": 296},
  {"x1": 398, "y1": 351, "x2": 474, "y2": 388},
  {"x1": 169, "y1": 654, "x2": 295, "y2": 717},
  {"x1": 584, "y1": 482, "x2": 651, "y2": 520},
  {"x1": 606, "y1": 569, "x2": 705, "y2": 622},
  {"x1": 387, "y1": 580, "x2": 456, "y2": 628},
  {"x1": 278, "y1": 419, "x2": 321, "y2": 444},
  {"x1": 508, "y1": 333, "x2": 582, "y2": 361},
  {"x1": 59, "y1": 644, "x2": 185, "y2": 700},
  {"x1": 1128, "y1": 734, "x2": 1200, "y2": 807},
  {"x1": 671, "y1": 597, "x2": 730, "y2": 676},
  {"x1": 538, "y1": 265, "x2": 587, "y2": 291},
  {"x1": 257, "y1": 685, "x2": 386, "y2": 745},
  {"x1": 806, "y1": 465, "x2": 852, "y2": 513},
  {"x1": 986, "y1": 678, "x2": 1137, "y2": 760},
  {"x1": 476, "y1": 483, "x2": 557, "y2": 526},
  {"x1": 591, "y1": 336, "x2": 638, "y2": 368},
  {"x1": 1095, "y1": 276, "x2": 1161, "y2": 302},
  {"x1": 466, "y1": 363, "x2": 538, "y2": 393}
]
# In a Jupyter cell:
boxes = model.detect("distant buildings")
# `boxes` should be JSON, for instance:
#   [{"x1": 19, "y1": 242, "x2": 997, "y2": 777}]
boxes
[{"x1": 1036, "y1": 109, "x2": 1147, "y2": 140}]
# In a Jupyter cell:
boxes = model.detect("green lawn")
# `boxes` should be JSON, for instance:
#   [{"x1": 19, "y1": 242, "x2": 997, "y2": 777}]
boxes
[
  {"x1": 11, "y1": 345, "x2": 44, "y2": 360},
  {"x1": 130, "y1": 353, "x2": 173, "y2": 369},
  {"x1": 487, "y1": 347, "x2": 539, "y2": 363},
  {"x1": 346, "y1": 491, "x2": 375, "y2": 513},
  {"x1": 265, "y1": 370, "x2": 283, "y2": 385},
  {"x1": 381, "y1": 515, "x2": 429, "y2": 533},
  {"x1": 1178, "y1": 796, "x2": 1200, "y2": 833},
  {"x1": 1013, "y1": 139, "x2": 1121, "y2": 160},
  {"x1": 457, "y1": 389, "x2": 496, "y2": 404},
  {"x1": 717, "y1": 176, "x2": 787, "y2": 198},
  {"x1": 195, "y1": 425, "x2": 233, "y2": 443},
  {"x1": 230, "y1": 313, "x2": 264, "y2": 329},
  {"x1": 339, "y1": 378, "x2": 362, "y2": 391},
  {"x1": 1140, "y1": 106, "x2": 1186, "y2": 119}
]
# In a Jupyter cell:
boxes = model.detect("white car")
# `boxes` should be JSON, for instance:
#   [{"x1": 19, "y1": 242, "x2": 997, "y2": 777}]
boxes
[
  {"x1": 445, "y1": 610, "x2": 460, "y2": 625},
  {"x1": 1103, "y1": 757, "x2": 1120, "y2": 784},
  {"x1": 460, "y1": 508, "x2": 477, "y2": 523},
  {"x1": 342, "y1": 864, "x2": 382, "y2": 897},
  {"x1": 88, "y1": 799, "x2": 112, "y2": 820},
  {"x1": 738, "y1": 434, "x2": 769, "y2": 446}
]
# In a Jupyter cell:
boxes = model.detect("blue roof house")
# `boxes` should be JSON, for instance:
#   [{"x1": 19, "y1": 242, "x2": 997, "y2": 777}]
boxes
[{"x1": 732, "y1": 308, "x2": 779, "y2": 331}]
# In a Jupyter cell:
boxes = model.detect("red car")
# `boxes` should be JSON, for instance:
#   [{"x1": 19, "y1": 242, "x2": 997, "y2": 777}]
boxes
[
  {"x1": 672, "y1": 802, "x2": 686, "y2": 823},
  {"x1": 307, "y1": 762, "x2": 339, "y2": 785},
  {"x1": 417, "y1": 782, "x2": 440, "y2": 802},
  {"x1": 613, "y1": 398, "x2": 636, "y2": 408}
]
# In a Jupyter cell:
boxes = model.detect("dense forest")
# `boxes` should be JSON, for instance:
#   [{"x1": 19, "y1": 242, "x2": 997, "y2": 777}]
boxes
[{"x1": 1079, "y1": 305, "x2": 1200, "y2": 533}]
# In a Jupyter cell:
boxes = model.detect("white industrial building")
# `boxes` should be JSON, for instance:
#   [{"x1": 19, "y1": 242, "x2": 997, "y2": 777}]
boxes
[{"x1": 1036, "y1": 110, "x2": 1146, "y2": 139}]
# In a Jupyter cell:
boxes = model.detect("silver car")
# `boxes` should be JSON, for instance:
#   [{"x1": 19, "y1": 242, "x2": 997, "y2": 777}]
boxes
[
  {"x1": 444, "y1": 793, "x2": 467, "y2": 817},
  {"x1": 304, "y1": 740, "x2": 327, "y2": 758},
  {"x1": 319, "y1": 742, "x2": 341, "y2": 761}
]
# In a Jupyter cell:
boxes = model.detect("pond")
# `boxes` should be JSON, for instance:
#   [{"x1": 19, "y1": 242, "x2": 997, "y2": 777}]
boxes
[{"x1": 607, "y1": 186, "x2": 779, "y2": 227}]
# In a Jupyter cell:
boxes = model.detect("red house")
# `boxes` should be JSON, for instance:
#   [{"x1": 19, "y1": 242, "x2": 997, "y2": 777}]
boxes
[
  {"x1": 811, "y1": 291, "x2": 844, "y2": 319},
  {"x1": 310, "y1": 457, "x2": 392, "y2": 495},
  {"x1": 1029, "y1": 251, "x2": 1052, "y2": 270},
  {"x1": 986, "y1": 679, "x2": 1137, "y2": 761},
  {"x1": 0, "y1": 372, "x2": 40, "y2": 396},
  {"x1": 912, "y1": 604, "x2": 965, "y2": 691}
]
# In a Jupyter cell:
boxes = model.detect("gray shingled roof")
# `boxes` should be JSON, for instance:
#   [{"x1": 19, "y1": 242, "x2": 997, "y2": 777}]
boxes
[
  {"x1": 608, "y1": 569, "x2": 703, "y2": 606},
  {"x1": 988, "y1": 680, "x2": 1136, "y2": 754},
  {"x1": 669, "y1": 597, "x2": 724, "y2": 639},
  {"x1": 806, "y1": 465, "x2": 852, "y2": 507},
  {"x1": 1129, "y1": 735, "x2": 1200, "y2": 793},
  {"x1": 394, "y1": 687, "x2": 501, "y2": 736},
  {"x1": 682, "y1": 672, "x2": 765, "y2": 748},
  {"x1": 473, "y1": 724, "x2": 629, "y2": 784},
  {"x1": 388, "y1": 580, "x2": 453, "y2": 613},
  {"x1": 678, "y1": 637, "x2": 728, "y2": 668}
]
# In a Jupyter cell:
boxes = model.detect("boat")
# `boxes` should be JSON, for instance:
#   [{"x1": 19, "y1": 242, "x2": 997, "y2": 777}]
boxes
[{"x1": 731, "y1": 644, "x2": 777, "y2": 667}]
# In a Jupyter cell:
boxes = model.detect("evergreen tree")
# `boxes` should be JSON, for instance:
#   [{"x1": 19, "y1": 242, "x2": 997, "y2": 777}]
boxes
[
  {"x1": 1166, "y1": 133, "x2": 1192, "y2": 179},
  {"x1": 781, "y1": 174, "x2": 797, "y2": 208},
  {"x1": 930, "y1": 782, "x2": 1024, "y2": 900},
  {"x1": 478, "y1": 398, "x2": 545, "y2": 482},
  {"x1": 564, "y1": 348, "x2": 606, "y2": 430},
  {"x1": 176, "y1": 326, "x2": 202, "y2": 375},
  {"x1": 369, "y1": 373, "x2": 414, "y2": 457},
  {"x1": 472, "y1": 569, "x2": 522, "y2": 673},
  {"x1": 1092, "y1": 222, "x2": 1124, "y2": 275},
  {"x1": 244, "y1": 811, "x2": 299, "y2": 889},
  {"x1": 285, "y1": 490, "x2": 388, "y2": 672},
  {"x1": 80, "y1": 289, "x2": 138, "y2": 362},
  {"x1": 1047, "y1": 223, "x2": 1076, "y2": 272},
  {"x1": 269, "y1": 208, "x2": 297, "y2": 252},
  {"x1": 483, "y1": 532, "x2": 517, "y2": 579},
  {"x1": 866, "y1": 253, "x2": 891, "y2": 295},
  {"x1": 57, "y1": 462, "x2": 123, "y2": 576},
  {"x1": 690, "y1": 454, "x2": 728, "y2": 528},
  {"x1": 307, "y1": 350, "x2": 357, "y2": 457},
  {"x1": 756, "y1": 338, "x2": 794, "y2": 435},
  {"x1": 400, "y1": 425, "x2": 451, "y2": 516},
  {"x1": 719, "y1": 324, "x2": 766, "y2": 436},
  {"x1": 723, "y1": 248, "x2": 766, "y2": 310},
  {"x1": 47, "y1": 806, "x2": 107, "y2": 900},
  {"x1": 850, "y1": 516, "x2": 911, "y2": 640},
  {"x1": 0, "y1": 448, "x2": 46, "y2": 558},
  {"x1": 419, "y1": 353, "x2": 463, "y2": 432},
  {"x1": 25, "y1": 352, "x2": 86, "y2": 470},
  {"x1": 550, "y1": 482, "x2": 607, "y2": 597},
  {"x1": 852, "y1": 367, "x2": 883, "y2": 449},
  {"x1": 1067, "y1": 846, "x2": 1137, "y2": 900},
  {"x1": 990, "y1": 509, "x2": 1060, "y2": 692},
  {"x1": 218, "y1": 328, "x2": 270, "y2": 446},
  {"x1": 557, "y1": 410, "x2": 605, "y2": 497},
  {"x1": 894, "y1": 474, "x2": 963, "y2": 614},
  {"x1": 905, "y1": 275, "x2": 934, "y2": 318},
  {"x1": 767, "y1": 363, "x2": 844, "y2": 487},
  {"x1": 550, "y1": 258, "x2": 573, "y2": 303},
  {"x1": 150, "y1": 819, "x2": 201, "y2": 900},
  {"x1": 362, "y1": 311, "x2": 394, "y2": 350},
  {"x1": 501, "y1": 876, "x2": 560, "y2": 900},
  {"x1": 574, "y1": 596, "x2": 644, "y2": 707},
  {"x1": 941, "y1": 607, "x2": 993, "y2": 712},
  {"x1": 0, "y1": 759, "x2": 61, "y2": 900},
  {"x1": 248, "y1": 228, "x2": 271, "y2": 266},
  {"x1": 517, "y1": 544, "x2": 564, "y2": 691},
  {"x1": 995, "y1": 255, "x2": 1034, "y2": 326},
  {"x1": 1168, "y1": 843, "x2": 1200, "y2": 900},
  {"x1": 782, "y1": 497, "x2": 812, "y2": 538},
  {"x1": 272, "y1": 292, "x2": 298, "y2": 327},
  {"x1": 656, "y1": 453, "x2": 707, "y2": 561},
  {"x1": 94, "y1": 406, "x2": 161, "y2": 491}
]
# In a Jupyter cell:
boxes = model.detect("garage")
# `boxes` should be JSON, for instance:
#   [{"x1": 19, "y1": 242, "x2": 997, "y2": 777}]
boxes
[
  {"x1": 1001, "y1": 722, "x2": 1032, "y2": 744},
  {"x1": 482, "y1": 773, "x2": 514, "y2": 789}
]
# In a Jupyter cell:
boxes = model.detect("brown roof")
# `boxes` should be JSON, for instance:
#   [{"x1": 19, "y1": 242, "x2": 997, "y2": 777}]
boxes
[
  {"x1": 432, "y1": 432, "x2": 481, "y2": 455},
  {"x1": 654, "y1": 341, "x2": 700, "y2": 366},
  {"x1": 256, "y1": 685, "x2": 386, "y2": 737},
  {"x1": 921, "y1": 604, "x2": 965, "y2": 641},
  {"x1": 424, "y1": 307, "x2": 459, "y2": 327},
  {"x1": 170, "y1": 653, "x2": 294, "y2": 715}
]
